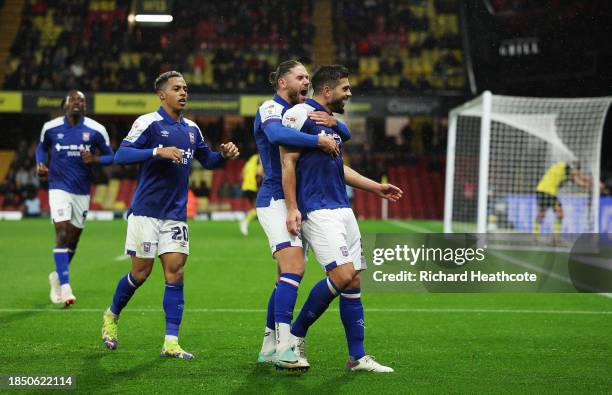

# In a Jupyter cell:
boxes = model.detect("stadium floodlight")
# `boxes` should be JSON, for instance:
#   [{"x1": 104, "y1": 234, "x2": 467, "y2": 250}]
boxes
[
  {"x1": 444, "y1": 91, "x2": 612, "y2": 234},
  {"x1": 130, "y1": 14, "x2": 173, "y2": 23}
]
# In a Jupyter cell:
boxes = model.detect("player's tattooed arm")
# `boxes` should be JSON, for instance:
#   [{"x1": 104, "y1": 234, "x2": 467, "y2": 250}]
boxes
[
  {"x1": 344, "y1": 165, "x2": 403, "y2": 202},
  {"x1": 280, "y1": 146, "x2": 302, "y2": 235}
]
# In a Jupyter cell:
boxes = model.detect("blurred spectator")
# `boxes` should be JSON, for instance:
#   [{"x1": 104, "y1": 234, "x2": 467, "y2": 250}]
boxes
[{"x1": 4, "y1": 0, "x2": 315, "y2": 93}]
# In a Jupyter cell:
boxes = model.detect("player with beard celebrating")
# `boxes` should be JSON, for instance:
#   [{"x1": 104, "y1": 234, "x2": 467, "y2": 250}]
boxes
[
  {"x1": 281, "y1": 65, "x2": 401, "y2": 372},
  {"x1": 254, "y1": 60, "x2": 350, "y2": 369}
]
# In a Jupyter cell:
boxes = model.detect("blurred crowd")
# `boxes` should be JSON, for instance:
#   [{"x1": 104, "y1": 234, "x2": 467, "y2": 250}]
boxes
[
  {"x1": 1, "y1": 140, "x2": 41, "y2": 213},
  {"x1": 4, "y1": 0, "x2": 464, "y2": 94},
  {"x1": 4, "y1": 0, "x2": 314, "y2": 93}
]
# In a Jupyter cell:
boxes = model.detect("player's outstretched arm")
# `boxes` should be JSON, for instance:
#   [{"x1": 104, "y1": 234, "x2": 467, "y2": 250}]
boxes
[
  {"x1": 266, "y1": 120, "x2": 338, "y2": 155},
  {"x1": 344, "y1": 165, "x2": 403, "y2": 202},
  {"x1": 572, "y1": 170, "x2": 593, "y2": 189},
  {"x1": 114, "y1": 146, "x2": 182, "y2": 164},
  {"x1": 280, "y1": 146, "x2": 302, "y2": 235},
  {"x1": 194, "y1": 142, "x2": 237, "y2": 169}
]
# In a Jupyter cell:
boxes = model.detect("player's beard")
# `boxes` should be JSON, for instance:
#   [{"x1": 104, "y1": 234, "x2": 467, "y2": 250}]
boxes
[
  {"x1": 286, "y1": 87, "x2": 302, "y2": 105},
  {"x1": 329, "y1": 96, "x2": 346, "y2": 114}
]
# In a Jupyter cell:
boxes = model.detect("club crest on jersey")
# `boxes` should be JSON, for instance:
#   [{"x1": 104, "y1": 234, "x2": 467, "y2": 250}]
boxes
[
  {"x1": 340, "y1": 246, "x2": 349, "y2": 257},
  {"x1": 189, "y1": 132, "x2": 195, "y2": 144},
  {"x1": 143, "y1": 242, "x2": 151, "y2": 253},
  {"x1": 161, "y1": 130, "x2": 169, "y2": 138},
  {"x1": 82, "y1": 132, "x2": 90, "y2": 142}
]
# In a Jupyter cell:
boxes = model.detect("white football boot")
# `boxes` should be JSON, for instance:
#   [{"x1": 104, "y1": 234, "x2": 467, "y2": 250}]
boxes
[
  {"x1": 60, "y1": 283, "x2": 76, "y2": 307},
  {"x1": 48, "y1": 272, "x2": 62, "y2": 304},
  {"x1": 346, "y1": 355, "x2": 394, "y2": 372},
  {"x1": 291, "y1": 335, "x2": 309, "y2": 365}
]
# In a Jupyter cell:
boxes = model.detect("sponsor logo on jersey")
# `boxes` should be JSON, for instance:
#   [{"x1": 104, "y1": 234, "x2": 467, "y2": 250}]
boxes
[
  {"x1": 161, "y1": 130, "x2": 169, "y2": 137},
  {"x1": 82, "y1": 132, "x2": 90, "y2": 142},
  {"x1": 286, "y1": 116, "x2": 297, "y2": 128},
  {"x1": 54, "y1": 143, "x2": 91, "y2": 153},
  {"x1": 57, "y1": 133, "x2": 64, "y2": 139}
]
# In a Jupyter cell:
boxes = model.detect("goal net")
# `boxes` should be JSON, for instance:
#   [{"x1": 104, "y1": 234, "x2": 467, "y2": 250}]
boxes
[{"x1": 444, "y1": 91, "x2": 611, "y2": 234}]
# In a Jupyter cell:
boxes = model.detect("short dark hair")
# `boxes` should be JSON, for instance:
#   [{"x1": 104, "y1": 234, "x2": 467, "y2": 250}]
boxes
[
  {"x1": 61, "y1": 90, "x2": 85, "y2": 110},
  {"x1": 269, "y1": 60, "x2": 303, "y2": 89},
  {"x1": 311, "y1": 65, "x2": 349, "y2": 94},
  {"x1": 154, "y1": 71, "x2": 184, "y2": 91}
]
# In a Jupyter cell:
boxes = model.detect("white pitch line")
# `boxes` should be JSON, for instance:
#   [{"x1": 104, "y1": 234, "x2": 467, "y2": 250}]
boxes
[
  {"x1": 0, "y1": 308, "x2": 610, "y2": 315},
  {"x1": 387, "y1": 220, "x2": 434, "y2": 233}
]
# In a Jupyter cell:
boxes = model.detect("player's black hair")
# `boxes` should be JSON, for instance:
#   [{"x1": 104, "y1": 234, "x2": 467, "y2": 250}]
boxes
[
  {"x1": 269, "y1": 60, "x2": 303, "y2": 89},
  {"x1": 154, "y1": 71, "x2": 184, "y2": 92},
  {"x1": 61, "y1": 90, "x2": 85, "y2": 110},
  {"x1": 311, "y1": 65, "x2": 349, "y2": 94}
]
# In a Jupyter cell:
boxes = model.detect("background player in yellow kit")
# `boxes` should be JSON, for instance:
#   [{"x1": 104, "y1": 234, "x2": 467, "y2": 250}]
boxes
[
  {"x1": 240, "y1": 153, "x2": 264, "y2": 235},
  {"x1": 534, "y1": 161, "x2": 593, "y2": 237}
]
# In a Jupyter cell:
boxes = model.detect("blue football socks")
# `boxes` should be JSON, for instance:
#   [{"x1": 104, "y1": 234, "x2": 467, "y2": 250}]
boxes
[
  {"x1": 291, "y1": 277, "x2": 340, "y2": 338},
  {"x1": 340, "y1": 288, "x2": 366, "y2": 360},
  {"x1": 110, "y1": 272, "x2": 140, "y2": 316},
  {"x1": 163, "y1": 282, "x2": 184, "y2": 338}
]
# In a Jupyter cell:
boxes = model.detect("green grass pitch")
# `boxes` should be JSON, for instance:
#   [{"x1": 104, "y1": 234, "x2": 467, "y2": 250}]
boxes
[{"x1": 0, "y1": 219, "x2": 611, "y2": 393}]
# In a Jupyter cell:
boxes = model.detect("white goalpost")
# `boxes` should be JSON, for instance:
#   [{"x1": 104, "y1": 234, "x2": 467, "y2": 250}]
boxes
[{"x1": 444, "y1": 91, "x2": 612, "y2": 234}]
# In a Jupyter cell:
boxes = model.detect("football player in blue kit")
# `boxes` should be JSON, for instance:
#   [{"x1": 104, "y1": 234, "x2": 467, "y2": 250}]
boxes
[
  {"x1": 281, "y1": 65, "x2": 402, "y2": 372},
  {"x1": 36, "y1": 90, "x2": 114, "y2": 307},
  {"x1": 253, "y1": 60, "x2": 348, "y2": 368},
  {"x1": 101, "y1": 71, "x2": 239, "y2": 359}
]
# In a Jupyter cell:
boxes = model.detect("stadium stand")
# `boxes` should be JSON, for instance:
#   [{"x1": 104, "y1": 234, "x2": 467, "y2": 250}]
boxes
[
  {"x1": 333, "y1": 0, "x2": 465, "y2": 92},
  {"x1": 3, "y1": 0, "x2": 464, "y2": 94},
  {"x1": 0, "y1": 0, "x2": 470, "y2": 219},
  {"x1": 3, "y1": 0, "x2": 315, "y2": 93}
]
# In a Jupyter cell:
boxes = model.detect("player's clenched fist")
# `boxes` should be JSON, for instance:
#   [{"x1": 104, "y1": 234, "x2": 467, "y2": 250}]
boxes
[
  {"x1": 36, "y1": 163, "x2": 49, "y2": 178},
  {"x1": 80, "y1": 149, "x2": 96, "y2": 164},
  {"x1": 220, "y1": 142, "x2": 240, "y2": 159},
  {"x1": 155, "y1": 146, "x2": 183, "y2": 164}
]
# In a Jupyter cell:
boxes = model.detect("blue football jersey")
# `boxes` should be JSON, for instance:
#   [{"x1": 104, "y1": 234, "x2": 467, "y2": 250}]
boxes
[
  {"x1": 121, "y1": 107, "x2": 223, "y2": 221},
  {"x1": 38, "y1": 116, "x2": 112, "y2": 195},
  {"x1": 253, "y1": 94, "x2": 292, "y2": 207},
  {"x1": 282, "y1": 99, "x2": 350, "y2": 216}
]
